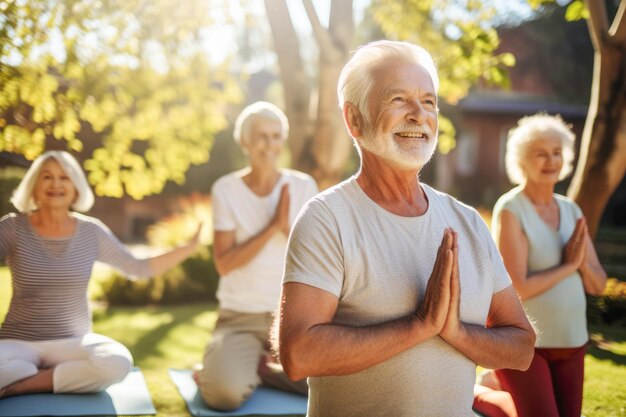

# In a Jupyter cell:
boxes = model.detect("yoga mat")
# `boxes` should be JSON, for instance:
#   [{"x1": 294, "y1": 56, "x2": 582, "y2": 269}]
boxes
[
  {"x1": 0, "y1": 368, "x2": 156, "y2": 417},
  {"x1": 169, "y1": 369, "x2": 307, "y2": 417}
]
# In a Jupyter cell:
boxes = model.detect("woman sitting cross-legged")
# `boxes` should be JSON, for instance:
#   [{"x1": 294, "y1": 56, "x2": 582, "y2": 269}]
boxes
[{"x1": 0, "y1": 150, "x2": 201, "y2": 398}]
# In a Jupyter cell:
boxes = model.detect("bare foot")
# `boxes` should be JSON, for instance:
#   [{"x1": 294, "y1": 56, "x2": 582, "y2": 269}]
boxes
[
  {"x1": 257, "y1": 352, "x2": 272, "y2": 377},
  {"x1": 477, "y1": 370, "x2": 502, "y2": 391},
  {"x1": 0, "y1": 385, "x2": 17, "y2": 399},
  {"x1": 192, "y1": 370, "x2": 201, "y2": 386},
  {"x1": 258, "y1": 351, "x2": 283, "y2": 377},
  {"x1": 192, "y1": 363, "x2": 204, "y2": 386}
]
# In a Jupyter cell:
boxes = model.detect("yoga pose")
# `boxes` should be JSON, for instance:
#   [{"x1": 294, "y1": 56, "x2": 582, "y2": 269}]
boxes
[
  {"x1": 0, "y1": 150, "x2": 200, "y2": 398},
  {"x1": 274, "y1": 40, "x2": 536, "y2": 417},
  {"x1": 194, "y1": 102, "x2": 318, "y2": 411},
  {"x1": 490, "y1": 114, "x2": 607, "y2": 417}
]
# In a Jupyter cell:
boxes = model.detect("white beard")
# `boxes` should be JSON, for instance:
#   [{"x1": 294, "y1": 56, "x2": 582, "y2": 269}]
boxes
[{"x1": 359, "y1": 122, "x2": 438, "y2": 171}]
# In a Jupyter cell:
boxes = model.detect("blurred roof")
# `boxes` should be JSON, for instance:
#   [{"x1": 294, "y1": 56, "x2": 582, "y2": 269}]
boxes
[{"x1": 458, "y1": 92, "x2": 588, "y2": 119}]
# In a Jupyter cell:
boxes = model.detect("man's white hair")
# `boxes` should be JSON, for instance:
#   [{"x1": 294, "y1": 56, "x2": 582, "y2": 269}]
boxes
[
  {"x1": 505, "y1": 113, "x2": 576, "y2": 185},
  {"x1": 337, "y1": 40, "x2": 439, "y2": 122},
  {"x1": 233, "y1": 101, "x2": 289, "y2": 146},
  {"x1": 11, "y1": 150, "x2": 95, "y2": 213}
]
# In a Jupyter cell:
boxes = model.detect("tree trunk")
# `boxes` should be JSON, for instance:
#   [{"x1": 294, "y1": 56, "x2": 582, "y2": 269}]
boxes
[
  {"x1": 567, "y1": 1, "x2": 626, "y2": 237},
  {"x1": 265, "y1": 0, "x2": 354, "y2": 190},
  {"x1": 264, "y1": 0, "x2": 312, "y2": 172},
  {"x1": 307, "y1": 0, "x2": 354, "y2": 190}
]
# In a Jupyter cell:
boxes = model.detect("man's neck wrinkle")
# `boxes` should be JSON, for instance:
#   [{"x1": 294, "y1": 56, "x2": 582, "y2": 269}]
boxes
[{"x1": 357, "y1": 168, "x2": 427, "y2": 217}]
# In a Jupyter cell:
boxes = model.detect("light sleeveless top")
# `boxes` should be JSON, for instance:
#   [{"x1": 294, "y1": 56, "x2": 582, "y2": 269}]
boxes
[{"x1": 492, "y1": 186, "x2": 588, "y2": 348}]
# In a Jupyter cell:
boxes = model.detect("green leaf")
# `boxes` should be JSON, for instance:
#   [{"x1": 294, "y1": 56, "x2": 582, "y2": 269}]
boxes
[
  {"x1": 565, "y1": 1, "x2": 589, "y2": 21},
  {"x1": 500, "y1": 52, "x2": 516, "y2": 67},
  {"x1": 528, "y1": 0, "x2": 555, "y2": 10},
  {"x1": 437, "y1": 115, "x2": 456, "y2": 155},
  {"x1": 0, "y1": 0, "x2": 242, "y2": 198}
]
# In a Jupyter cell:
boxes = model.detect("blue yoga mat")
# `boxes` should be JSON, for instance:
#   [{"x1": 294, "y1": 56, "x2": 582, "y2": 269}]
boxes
[
  {"x1": 169, "y1": 369, "x2": 307, "y2": 417},
  {"x1": 0, "y1": 368, "x2": 156, "y2": 417}
]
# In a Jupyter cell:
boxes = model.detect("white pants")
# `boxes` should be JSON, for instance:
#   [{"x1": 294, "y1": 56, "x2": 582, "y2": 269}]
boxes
[{"x1": 0, "y1": 333, "x2": 133, "y2": 393}]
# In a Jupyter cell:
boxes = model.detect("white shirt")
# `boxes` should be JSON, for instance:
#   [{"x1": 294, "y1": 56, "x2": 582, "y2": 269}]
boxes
[{"x1": 212, "y1": 169, "x2": 318, "y2": 313}]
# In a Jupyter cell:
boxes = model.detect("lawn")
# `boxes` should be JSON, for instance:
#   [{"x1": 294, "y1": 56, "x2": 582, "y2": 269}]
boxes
[
  {"x1": 1, "y1": 269, "x2": 626, "y2": 416},
  {"x1": 92, "y1": 303, "x2": 217, "y2": 417}
]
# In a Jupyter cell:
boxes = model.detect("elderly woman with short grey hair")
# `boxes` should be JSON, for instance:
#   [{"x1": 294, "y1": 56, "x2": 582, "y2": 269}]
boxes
[
  {"x1": 193, "y1": 101, "x2": 317, "y2": 411},
  {"x1": 490, "y1": 114, "x2": 607, "y2": 417},
  {"x1": 0, "y1": 150, "x2": 201, "y2": 398}
]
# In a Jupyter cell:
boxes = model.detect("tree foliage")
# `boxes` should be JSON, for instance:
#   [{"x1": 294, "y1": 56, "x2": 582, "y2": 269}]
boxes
[
  {"x1": 528, "y1": 0, "x2": 590, "y2": 20},
  {"x1": 263, "y1": 0, "x2": 515, "y2": 188},
  {"x1": 0, "y1": 0, "x2": 242, "y2": 199},
  {"x1": 369, "y1": 0, "x2": 516, "y2": 154}
]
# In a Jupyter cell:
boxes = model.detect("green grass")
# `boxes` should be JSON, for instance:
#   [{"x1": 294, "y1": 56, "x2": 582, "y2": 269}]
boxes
[
  {"x1": 585, "y1": 324, "x2": 626, "y2": 417},
  {"x1": 92, "y1": 303, "x2": 217, "y2": 417},
  {"x1": 1, "y1": 268, "x2": 626, "y2": 416}
]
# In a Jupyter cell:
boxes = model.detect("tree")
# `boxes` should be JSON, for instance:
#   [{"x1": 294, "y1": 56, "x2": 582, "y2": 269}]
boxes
[
  {"x1": 264, "y1": 0, "x2": 353, "y2": 190},
  {"x1": 529, "y1": 0, "x2": 626, "y2": 236},
  {"x1": 263, "y1": 0, "x2": 515, "y2": 189},
  {"x1": 563, "y1": 0, "x2": 626, "y2": 237},
  {"x1": 0, "y1": 0, "x2": 242, "y2": 199}
]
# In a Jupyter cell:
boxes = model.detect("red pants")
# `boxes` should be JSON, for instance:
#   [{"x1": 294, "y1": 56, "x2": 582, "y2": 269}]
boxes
[{"x1": 495, "y1": 344, "x2": 587, "y2": 417}]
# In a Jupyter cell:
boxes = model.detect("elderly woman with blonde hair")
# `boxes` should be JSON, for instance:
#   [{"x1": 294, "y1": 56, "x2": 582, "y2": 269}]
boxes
[
  {"x1": 0, "y1": 150, "x2": 201, "y2": 398},
  {"x1": 490, "y1": 114, "x2": 607, "y2": 417}
]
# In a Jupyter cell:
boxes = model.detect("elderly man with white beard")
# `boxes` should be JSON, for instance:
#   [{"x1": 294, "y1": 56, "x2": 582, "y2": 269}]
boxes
[{"x1": 273, "y1": 40, "x2": 536, "y2": 417}]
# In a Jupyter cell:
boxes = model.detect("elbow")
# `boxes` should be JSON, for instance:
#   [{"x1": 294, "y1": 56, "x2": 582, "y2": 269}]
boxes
[
  {"x1": 215, "y1": 265, "x2": 228, "y2": 277},
  {"x1": 587, "y1": 286, "x2": 605, "y2": 297},
  {"x1": 516, "y1": 328, "x2": 536, "y2": 371},
  {"x1": 589, "y1": 277, "x2": 608, "y2": 296},
  {"x1": 214, "y1": 259, "x2": 231, "y2": 277},
  {"x1": 279, "y1": 350, "x2": 307, "y2": 382},
  {"x1": 279, "y1": 341, "x2": 309, "y2": 381},
  {"x1": 281, "y1": 361, "x2": 306, "y2": 382}
]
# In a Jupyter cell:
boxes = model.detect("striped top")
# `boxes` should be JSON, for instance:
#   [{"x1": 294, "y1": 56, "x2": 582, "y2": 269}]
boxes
[{"x1": 0, "y1": 212, "x2": 153, "y2": 341}]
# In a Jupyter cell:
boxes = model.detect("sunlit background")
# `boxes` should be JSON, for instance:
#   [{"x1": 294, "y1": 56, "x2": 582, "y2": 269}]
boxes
[{"x1": 1, "y1": 2, "x2": 625, "y2": 415}]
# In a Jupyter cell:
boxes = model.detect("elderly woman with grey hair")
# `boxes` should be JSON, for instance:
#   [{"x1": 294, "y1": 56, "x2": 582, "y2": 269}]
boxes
[
  {"x1": 193, "y1": 101, "x2": 317, "y2": 411},
  {"x1": 0, "y1": 150, "x2": 201, "y2": 398},
  {"x1": 490, "y1": 114, "x2": 607, "y2": 417}
]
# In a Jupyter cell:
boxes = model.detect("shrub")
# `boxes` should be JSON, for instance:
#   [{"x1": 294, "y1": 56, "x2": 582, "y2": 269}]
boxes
[
  {"x1": 98, "y1": 244, "x2": 219, "y2": 306},
  {"x1": 98, "y1": 193, "x2": 219, "y2": 305},
  {"x1": 147, "y1": 193, "x2": 213, "y2": 247},
  {"x1": 0, "y1": 167, "x2": 25, "y2": 217},
  {"x1": 587, "y1": 278, "x2": 626, "y2": 326}
]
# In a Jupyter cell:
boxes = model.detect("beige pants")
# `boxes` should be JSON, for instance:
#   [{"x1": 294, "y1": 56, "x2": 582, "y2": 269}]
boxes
[{"x1": 197, "y1": 309, "x2": 307, "y2": 411}]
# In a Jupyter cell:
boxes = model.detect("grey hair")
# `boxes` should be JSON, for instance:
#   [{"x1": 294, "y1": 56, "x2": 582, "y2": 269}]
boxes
[
  {"x1": 337, "y1": 40, "x2": 439, "y2": 122},
  {"x1": 233, "y1": 101, "x2": 289, "y2": 146},
  {"x1": 505, "y1": 113, "x2": 576, "y2": 185},
  {"x1": 10, "y1": 150, "x2": 95, "y2": 213}
]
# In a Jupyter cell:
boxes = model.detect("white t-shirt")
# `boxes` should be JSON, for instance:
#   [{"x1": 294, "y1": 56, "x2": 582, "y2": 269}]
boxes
[
  {"x1": 284, "y1": 177, "x2": 511, "y2": 417},
  {"x1": 212, "y1": 169, "x2": 318, "y2": 313}
]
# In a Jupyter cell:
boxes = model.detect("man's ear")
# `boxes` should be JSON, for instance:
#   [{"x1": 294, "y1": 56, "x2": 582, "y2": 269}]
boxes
[{"x1": 343, "y1": 103, "x2": 364, "y2": 139}]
